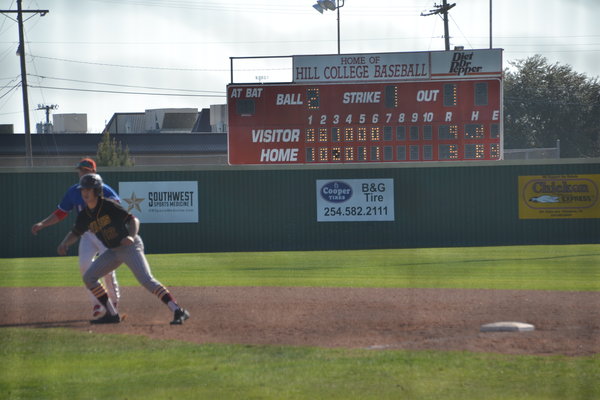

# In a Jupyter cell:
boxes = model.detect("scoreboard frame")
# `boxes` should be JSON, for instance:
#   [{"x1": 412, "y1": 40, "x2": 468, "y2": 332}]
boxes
[{"x1": 227, "y1": 49, "x2": 503, "y2": 165}]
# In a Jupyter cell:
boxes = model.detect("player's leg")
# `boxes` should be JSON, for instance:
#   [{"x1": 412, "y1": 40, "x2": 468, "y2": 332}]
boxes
[
  {"x1": 82, "y1": 249, "x2": 122, "y2": 323},
  {"x1": 78, "y1": 232, "x2": 105, "y2": 317},
  {"x1": 88, "y1": 233, "x2": 121, "y2": 308},
  {"x1": 119, "y1": 236, "x2": 189, "y2": 324}
]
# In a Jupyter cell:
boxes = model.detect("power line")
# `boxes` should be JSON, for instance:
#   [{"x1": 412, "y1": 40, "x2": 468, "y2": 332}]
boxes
[
  {"x1": 0, "y1": 75, "x2": 19, "y2": 90},
  {"x1": 87, "y1": 0, "x2": 424, "y2": 15},
  {"x1": 7, "y1": 34, "x2": 600, "y2": 46},
  {"x1": 29, "y1": 54, "x2": 228, "y2": 71},
  {"x1": 505, "y1": 49, "x2": 600, "y2": 54},
  {"x1": 0, "y1": 110, "x2": 25, "y2": 116},
  {"x1": 29, "y1": 54, "x2": 292, "y2": 72},
  {"x1": 28, "y1": 74, "x2": 224, "y2": 94},
  {"x1": 0, "y1": 81, "x2": 20, "y2": 100},
  {"x1": 449, "y1": 13, "x2": 472, "y2": 49},
  {"x1": 28, "y1": 84, "x2": 226, "y2": 97}
]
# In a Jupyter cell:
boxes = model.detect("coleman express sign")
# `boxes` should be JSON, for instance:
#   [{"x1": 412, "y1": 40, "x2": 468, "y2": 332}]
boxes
[{"x1": 518, "y1": 175, "x2": 600, "y2": 219}]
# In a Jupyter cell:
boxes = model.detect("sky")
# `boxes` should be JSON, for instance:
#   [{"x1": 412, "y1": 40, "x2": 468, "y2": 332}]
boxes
[{"x1": 0, "y1": 0, "x2": 599, "y2": 133}]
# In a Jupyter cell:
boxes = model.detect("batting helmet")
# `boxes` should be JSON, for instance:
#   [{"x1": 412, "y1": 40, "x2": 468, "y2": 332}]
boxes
[{"x1": 78, "y1": 173, "x2": 103, "y2": 196}]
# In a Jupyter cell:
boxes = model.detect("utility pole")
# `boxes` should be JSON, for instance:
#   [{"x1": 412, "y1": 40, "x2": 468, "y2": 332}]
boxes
[
  {"x1": 0, "y1": 0, "x2": 49, "y2": 166},
  {"x1": 36, "y1": 104, "x2": 58, "y2": 133},
  {"x1": 421, "y1": 0, "x2": 456, "y2": 51}
]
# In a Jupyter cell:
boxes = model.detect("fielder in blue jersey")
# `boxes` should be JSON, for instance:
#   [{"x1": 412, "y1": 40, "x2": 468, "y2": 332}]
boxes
[{"x1": 32, "y1": 158, "x2": 121, "y2": 319}]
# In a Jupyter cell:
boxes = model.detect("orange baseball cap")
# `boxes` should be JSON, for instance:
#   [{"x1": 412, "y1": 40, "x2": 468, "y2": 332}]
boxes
[{"x1": 76, "y1": 158, "x2": 97, "y2": 172}]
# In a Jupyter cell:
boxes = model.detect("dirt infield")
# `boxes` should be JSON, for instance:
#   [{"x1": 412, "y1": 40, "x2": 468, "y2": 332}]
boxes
[{"x1": 1, "y1": 286, "x2": 598, "y2": 356}]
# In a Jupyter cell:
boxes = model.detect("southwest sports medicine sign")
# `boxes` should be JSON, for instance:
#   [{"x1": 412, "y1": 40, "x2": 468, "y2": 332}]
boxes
[
  {"x1": 518, "y1": 175, "x2": 600, "y2": 219},
  {"x1": 119, "y1": 181, "x2": 198, "y2": 223},
  {"x1": 316, "y1": 179, "x2": 395, "y2": 222}
]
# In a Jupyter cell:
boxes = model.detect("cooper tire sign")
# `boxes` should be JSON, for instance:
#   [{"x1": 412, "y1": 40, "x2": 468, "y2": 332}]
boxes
[{"x1": 316, "y1": 179, "x2": 395, "y2": 222}]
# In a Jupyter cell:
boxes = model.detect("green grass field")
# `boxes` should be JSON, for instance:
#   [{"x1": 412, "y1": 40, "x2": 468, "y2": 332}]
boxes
[
  {"x1": 1, "y1": 244, "x2": 599, "y2": 399},
  {"x1": 2, "y1": 244, "x2": 599, "y2": 291}
]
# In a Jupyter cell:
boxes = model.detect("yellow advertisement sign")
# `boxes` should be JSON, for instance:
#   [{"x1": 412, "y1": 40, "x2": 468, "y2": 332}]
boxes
[{"x1": 518, "y1": 174, "x2": 600, "y2": 219}]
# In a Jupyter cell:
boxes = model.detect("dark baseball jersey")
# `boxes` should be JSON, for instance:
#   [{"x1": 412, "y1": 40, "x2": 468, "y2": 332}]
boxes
[{"x1": 72, "y1": 198, "x2": 133, "y2": 249}]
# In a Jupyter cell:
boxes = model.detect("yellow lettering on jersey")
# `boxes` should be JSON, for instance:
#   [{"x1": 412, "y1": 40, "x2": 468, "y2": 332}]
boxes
[
  {"x1": 89, "y1": 221, "x2": 99, "y2": 233},
  {"x1": 103, "y1": 227, "x2": 118, "y2": 241},
  {"x1": 98, "y1": 215, "x2": 111, "y2": 228}
]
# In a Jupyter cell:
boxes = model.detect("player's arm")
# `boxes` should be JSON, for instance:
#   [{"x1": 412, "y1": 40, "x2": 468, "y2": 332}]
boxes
[
  {"x1": 31, "y1": 209, "x2": 69, "y2": 235},
  {"x1": 57, "y1": 230, "x2": 81, "y2": 256},
  {"x1": 33, "y1": 186, "x2": 76, "y2": 235},
  {"x1": 57, "y1": 214, "x2": 87, "y2": 255},
  {"x1": 120, "y1": 215, "x2": 139, "y2": 247}
]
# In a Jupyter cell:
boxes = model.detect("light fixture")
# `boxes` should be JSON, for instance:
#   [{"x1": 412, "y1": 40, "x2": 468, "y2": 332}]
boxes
[
  {"x1": 312, "y1": 0, "x2": 337, "y2": 13},
  {"x1": 311, "y1": 0, "x2": 345, "y2": 54},
  {"x1": 319, "y1": 0, "x2": 337, "y2": 10}
]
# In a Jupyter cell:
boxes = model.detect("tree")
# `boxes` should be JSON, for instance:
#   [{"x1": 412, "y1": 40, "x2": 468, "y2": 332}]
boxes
[
  {"x1": 504, "y1": 55, "x2": 600, "y2": 158},
  {"x1": 95, "y1": 131, "x2": 134, "y2": 167}
]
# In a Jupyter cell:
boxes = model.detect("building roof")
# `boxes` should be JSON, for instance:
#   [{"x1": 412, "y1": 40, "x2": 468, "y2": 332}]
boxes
[
  {"x1": 104, "y1": 113, "x2": 146, "y2": 134},
  {"x1": 192, "y1": 108, "x2": 211, "y2": 132},
  {"x1": 0, "y1": 133, "x2": 227, "y2": 156}
]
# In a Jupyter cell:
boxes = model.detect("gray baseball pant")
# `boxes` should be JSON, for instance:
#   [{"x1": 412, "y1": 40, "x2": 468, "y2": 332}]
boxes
[{"x1": 82, "y1": 235, "x2": 163, "y2": 295}]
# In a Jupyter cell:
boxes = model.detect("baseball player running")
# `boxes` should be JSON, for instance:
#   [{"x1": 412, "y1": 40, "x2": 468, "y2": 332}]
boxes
[
  {"x1": 57, "y1": 173, "x2": 190, "y2": 325},
  {"x1": 31, "y1": 158, "x2": 120, "y2": 319}
]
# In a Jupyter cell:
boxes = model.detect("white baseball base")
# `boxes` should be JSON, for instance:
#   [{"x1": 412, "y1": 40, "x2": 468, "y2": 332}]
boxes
[{"x1": 480, "y1": 321, "x2": 535, "y2": 332}]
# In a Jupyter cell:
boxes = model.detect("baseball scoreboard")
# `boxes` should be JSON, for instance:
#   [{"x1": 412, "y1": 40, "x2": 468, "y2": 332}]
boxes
[{"x1": 228, "y1": 49, "x2": 503, "y2": 165}]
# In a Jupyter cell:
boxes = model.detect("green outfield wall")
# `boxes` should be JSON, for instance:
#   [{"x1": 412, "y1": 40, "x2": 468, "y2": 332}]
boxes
[{"x1": 2, "y1": 159, "x2": 598, "y2": 258}]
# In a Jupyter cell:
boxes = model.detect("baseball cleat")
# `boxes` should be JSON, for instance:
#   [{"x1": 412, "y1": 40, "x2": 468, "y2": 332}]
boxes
[
  {"x1": 170, "y1": 308, "x2": 190, "y2": 325},
  {"x1": 90, "y1": 313, "x2": 122, "y2": 324},
  {"x1": 92, "y1": 305, "x2": 105, "y2": 318}
]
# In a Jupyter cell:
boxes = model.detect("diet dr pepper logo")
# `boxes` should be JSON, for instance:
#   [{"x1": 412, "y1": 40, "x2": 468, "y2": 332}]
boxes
[
  {"x1": 449, "y1": 52, "x2": 483, "y2": 75},
  {"x1": 320, "y1": 181, "x2": 353, "y2": 203}
]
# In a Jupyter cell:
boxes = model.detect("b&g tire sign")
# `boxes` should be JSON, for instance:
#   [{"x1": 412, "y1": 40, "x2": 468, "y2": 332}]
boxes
[{"x1": 316, "y1": 179, "x2": 395, "y2": 222}]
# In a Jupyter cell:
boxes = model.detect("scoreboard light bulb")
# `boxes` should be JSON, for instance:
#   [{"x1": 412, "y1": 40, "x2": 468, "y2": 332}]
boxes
[
  {"x1": 345, "y1": 147, "x2": 354, "y2": 161},
  {"x1": 319, "y1": 147, "x2": 328, "y2": 161},
  {"x1": 491, "y1": 144, "x2": 500, "y2": 158},
  {"x1": 358, "y1": 127, "x2": 367, "y2": 141},
  {"x1": 371, "y1": 127, "x2": 381, "y2": 141},
  {"x1": 333, "y1": 147, "x2": 342, "y2": 161},
  {"x1": 345, "y1": 127, "x2": 355, "y2": 141},
  {"x1": 307, "y1": 88, "x2": 320, "y2": 110},
  {"x1": 319, "y1": 128, "x2": 328, "y2": 142}
]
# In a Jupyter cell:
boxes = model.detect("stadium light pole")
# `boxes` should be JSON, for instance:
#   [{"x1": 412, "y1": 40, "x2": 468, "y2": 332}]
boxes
[
  {"x1": 312, "y1": 0, "x2": 345, "y2": 54},
  {"x1": 489, "y1": 0, "x2": 493, "y2": 48}
]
